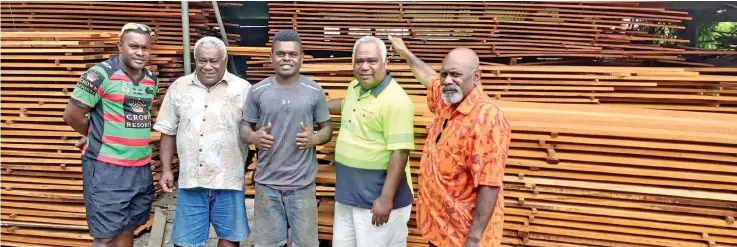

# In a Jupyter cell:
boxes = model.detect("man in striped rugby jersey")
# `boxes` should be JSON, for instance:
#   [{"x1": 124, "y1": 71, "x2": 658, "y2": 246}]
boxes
[{"x1": 63, "y1": 23, "x2": 158, "y2": 247}]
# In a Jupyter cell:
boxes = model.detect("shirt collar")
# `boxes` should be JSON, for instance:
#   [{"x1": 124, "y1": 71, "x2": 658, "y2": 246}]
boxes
[
  {"x1": 455, "y1": 83, "x2": 485, "y2": 115},
  {"x1": 354, "y1": 72, "x2": 392, "y2": 97},
  {"x1": 191, "y1": 71, "x2": 230, "y2": 88}
]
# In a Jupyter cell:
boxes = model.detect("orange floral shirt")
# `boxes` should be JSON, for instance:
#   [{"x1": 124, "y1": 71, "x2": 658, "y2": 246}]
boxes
[{"x1": 417, "y1": 77, "x2": 511, "y2": 247}]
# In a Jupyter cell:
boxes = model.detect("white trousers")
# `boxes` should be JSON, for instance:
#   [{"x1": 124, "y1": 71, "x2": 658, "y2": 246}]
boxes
[{"x1": 332, "y1": 201, "x2": 412, "y2": 247}]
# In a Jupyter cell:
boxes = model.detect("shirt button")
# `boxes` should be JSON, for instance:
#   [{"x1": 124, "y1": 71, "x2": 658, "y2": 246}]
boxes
[
  {"x1": 353, "y1": 109, "x2": 355, "y2": 112},
  {"x1": 199, "y1": 149, "x2": 202, "y2": 152},
  {"x1": 204, "y1": 105, "x2": 208, "y2": 108},
  {"x1": 203, "y1": 119, "x2": 206, "y2": 122},
  {"x1": 200, "y1": 134, "x2": 203, "y2": 137},
  {"x1": 200, "y1": 164, "x2": 203, "y2": 167}
]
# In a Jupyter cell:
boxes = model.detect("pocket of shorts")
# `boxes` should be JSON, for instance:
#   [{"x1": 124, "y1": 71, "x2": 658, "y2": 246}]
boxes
[
  {"x1": 88, "y1": 160, "x2": 98, "y2": 188},
  {"x1": 143, "y1": 165, "x2": 154, "y2": 185}
]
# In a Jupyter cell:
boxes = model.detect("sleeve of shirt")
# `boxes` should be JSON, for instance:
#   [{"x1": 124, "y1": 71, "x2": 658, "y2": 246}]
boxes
[
  {"x1": 383, "y1": 98, "x2": 416, "y2": 151},
  {"x1": 151, "y1": 75, "x2": 160, "y2": 116},
  {"x1": 152, "y1": 81, "x2": 179, "y2": 136},
  {"x1": 314, "y1": 87, "x2": 331, "y2": 123},
  {"x1": 242, "y1": 85, "x2": 259, "y2": 123},
  {"x1": 425, "y1": 75, "x2": 443, "y2": 114},
  {"x1": 470, "y1": 107, "x2": 511, "y2": 188},
  {"x1": 70, "y1": 67, "x2": 105, "y2": 110}
]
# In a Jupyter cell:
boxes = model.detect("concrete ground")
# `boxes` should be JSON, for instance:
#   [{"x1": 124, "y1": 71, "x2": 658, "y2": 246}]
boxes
[{"x1": 133, "y1": 191, "x2": 255, "y2": 247}]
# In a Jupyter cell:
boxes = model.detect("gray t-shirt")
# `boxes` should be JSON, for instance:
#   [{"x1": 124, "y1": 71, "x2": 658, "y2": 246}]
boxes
[{"x1": 243, "y1": 75, "x2": 331, "y2": 190}]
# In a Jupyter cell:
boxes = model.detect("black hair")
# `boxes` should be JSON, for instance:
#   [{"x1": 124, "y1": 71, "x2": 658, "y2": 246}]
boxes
[{"x1": 273, "y1": 29, "x2": 302, "y2": 46}]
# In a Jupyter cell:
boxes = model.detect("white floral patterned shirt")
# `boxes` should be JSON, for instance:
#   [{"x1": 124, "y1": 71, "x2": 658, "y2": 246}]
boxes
[{"x1": 153, "y1": 72, "x2": 251, "y2": 190}]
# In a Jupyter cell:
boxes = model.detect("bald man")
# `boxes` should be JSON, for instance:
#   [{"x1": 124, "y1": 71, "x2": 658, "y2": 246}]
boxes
[{"x1": 388, "y1": 36, "x2": 511, "y2": 247}]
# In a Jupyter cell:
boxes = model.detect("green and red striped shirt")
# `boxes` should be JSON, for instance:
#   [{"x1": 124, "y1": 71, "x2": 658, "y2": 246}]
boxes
[{"x1": 70, "y1": 57, "x2": 159, "y2": 167}]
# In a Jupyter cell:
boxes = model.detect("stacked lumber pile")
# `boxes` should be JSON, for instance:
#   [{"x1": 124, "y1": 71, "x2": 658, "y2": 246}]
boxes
[
  {"x1": 486, "y1": 100, "x2": 737, "y2": 247},
  {"x1": 254, "y1": 3, "x2": 737, "y2": 243},
  {"x1": 266, "y1": 1, "x2": 737, "y2": 64},
  {"x1": 0, "y1": 1, "x2": 244, "y2": 84},
  {"x1": 0, "y1": 31, "x2": 170, "y2": 247},
  {"x1": 241, "y1": 60, "x2": 737, "y2": 246},
  {"x1": 245, "y1": 61, "x2": 737, "y2": 113},
  {"x1": 243, "y1": 88, "x2": 737, "y2": 246},
  {"x1": 0, "y1": 1, "x2": 241, "y2": 46}
]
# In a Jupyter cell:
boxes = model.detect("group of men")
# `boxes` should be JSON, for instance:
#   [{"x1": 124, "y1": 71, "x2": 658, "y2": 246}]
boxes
[{"x1": 64, "y1": 23, "x2": 511, "y2": 247}]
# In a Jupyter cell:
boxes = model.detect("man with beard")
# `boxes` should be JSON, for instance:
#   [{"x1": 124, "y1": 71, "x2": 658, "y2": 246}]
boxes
[
  {"x1": 63, "y1": 23, "x2": 158, "y2": 247},
  {"x1": 387, "y1": 36, "x2": 511, "y2": 247},
  {"x1": 240, "y1": 30, "x2": 332, "y2": 247},
  {"x1": 154, "y1": 36, "x2": 251, "y2": 247},
  {"x1": 327, "y1": 36, "x2": 416, "y2": 247}
]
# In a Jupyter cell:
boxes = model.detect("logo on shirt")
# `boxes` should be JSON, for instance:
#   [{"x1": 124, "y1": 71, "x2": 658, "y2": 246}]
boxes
[
  {"x1": 77, "y1": 71, "x2": 99, "y2": 95},
  {"x1": 86, "y1": 71, "x2": 99, "y2": 82},
  {"x1": 124, "y1": 96, "x2": 151, "y2": 128},
  {"x1": 101, "y1": 62, "x2": 112, "y2": 69},
  {"x1": 121, "y1": 82, "x2": 131, "y2": 95}
]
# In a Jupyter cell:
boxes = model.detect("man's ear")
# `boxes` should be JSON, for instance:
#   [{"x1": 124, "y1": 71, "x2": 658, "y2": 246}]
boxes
[
  {"x1": 474, "y1": 68, "x2": 481, "y2": 85},
  {"x1": 117, "y1": 40, "x2": 123, "y2": 53}
]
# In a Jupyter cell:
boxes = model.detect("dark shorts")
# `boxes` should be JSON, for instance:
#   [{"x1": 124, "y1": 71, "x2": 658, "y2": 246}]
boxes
[{"x1": 82, "y1": 157, "x2": 154, "y2": 239}]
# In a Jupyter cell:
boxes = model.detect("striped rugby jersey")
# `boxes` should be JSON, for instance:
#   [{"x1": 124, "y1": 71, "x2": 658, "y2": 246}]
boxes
[{"x1": 70, "y1": 57, "x2": 159, "y2": 167}]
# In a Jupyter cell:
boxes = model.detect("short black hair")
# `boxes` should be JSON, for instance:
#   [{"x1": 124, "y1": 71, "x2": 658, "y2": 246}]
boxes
[{"x1": 273, "y1": 29, "x2": 302, "y2": 46}]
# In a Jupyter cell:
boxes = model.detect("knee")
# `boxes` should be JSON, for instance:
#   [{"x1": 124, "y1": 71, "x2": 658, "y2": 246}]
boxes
[{"x1": 92, "y1": 237, "x2": 113, "y2": 247}]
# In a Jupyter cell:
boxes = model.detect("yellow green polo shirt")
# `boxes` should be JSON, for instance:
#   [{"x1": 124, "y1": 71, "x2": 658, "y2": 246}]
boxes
[{"x1": 334, "y1": 72, "x2": 416, "y2": 209}]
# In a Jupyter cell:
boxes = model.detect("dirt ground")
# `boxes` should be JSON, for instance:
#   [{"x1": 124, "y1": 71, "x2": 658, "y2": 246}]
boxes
[{"x1": 133, "y1": 190, "x2": 255, "y2": 247}]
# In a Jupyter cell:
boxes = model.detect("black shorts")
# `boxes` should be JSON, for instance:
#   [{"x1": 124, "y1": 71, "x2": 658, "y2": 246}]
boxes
[{"x1": 82, "y1": 157, "x2": 154, "y2": 239}]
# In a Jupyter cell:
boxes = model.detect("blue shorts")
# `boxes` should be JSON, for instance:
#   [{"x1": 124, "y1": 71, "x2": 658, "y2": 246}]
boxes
[
  {"x1": 171, "y1": 188, "x2": 250, "y2": 247},
  {"x1": 253, "y1": 183, "x2": 319, "y2": 247},
  {"x1": 82, "y1": 157, "x2": 154, "y2": 239}
]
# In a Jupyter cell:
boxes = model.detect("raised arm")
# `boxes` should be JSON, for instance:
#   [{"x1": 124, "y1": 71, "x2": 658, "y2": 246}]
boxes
[{"x1": 388, "y1": 35, "x2": 436, "y2": 88}]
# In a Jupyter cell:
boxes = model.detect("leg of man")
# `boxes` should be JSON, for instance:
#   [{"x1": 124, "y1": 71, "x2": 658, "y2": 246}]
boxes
[
  {"x1": 112, "y1": 230, "x2": 134, "y2": 247},
  {"x1": 116, "y1": 164, "x2": 155, "y2": 247},
  {"x1": 91, "y1": 238, "x2": 114, "y2": 247},
  {"x1": 211, "y1": 189, "x2": 250, "y2": 247},
  {"x1": 284, "y1": 183, "x2": 319, "y2": 247},
  {"x1": 253, "y1": 183, "x2": 289, "y2": 247},
  {"x1": 353, "y1": 204, "x2": 411, "y2": 247},
  {"x1": 83, "y1": 158, "x2": 146, "y2": 247},
  {"x1": 170, "y1": 188, "x2": 213, "y2": 247},
  {"x1": 331, "y1": 201, "x2": 357, "y2": 247}
]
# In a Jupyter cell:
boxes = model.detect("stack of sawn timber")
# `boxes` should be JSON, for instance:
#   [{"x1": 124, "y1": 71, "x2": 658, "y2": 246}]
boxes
[
  {"x1": 291, "y1": 92, "x2": 737, "y2": 247},
  {"x1": 0, "y1": 1, "x2": 244, "y2": 86},
  {"x1": 242, "y1": 65, "x2": 737, "y2": 247},
  {"x1": 0, "y1": 2, "x2": 263, "y2": 246},
  {"x1": 0, "y1": 31, "x2": 171, "y2": 247},
  {"x1": 246, "y1": 62, "x2": 737, "y2": 113},
  {"x1": 266, "y1": 1, "x2": 737, "y2": 64},
  {"x1": 250, "y1": 1, "x2": 737, "y2": 245}
]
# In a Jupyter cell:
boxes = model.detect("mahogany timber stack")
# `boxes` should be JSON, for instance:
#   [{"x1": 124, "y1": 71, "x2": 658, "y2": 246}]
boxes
[
  {"x1": 246, "y1": 61, "x2": 737, "y2": 113},
  {"x1": 0, "y1": 1, "x2": 244, "y2": 84},
  {"x1": 0, "y1": 31, "x2": 168, "y2": 247},
  {"x1": 264, "y1": 1, "x2": 737, "y2": 63},
  {"x1": 287, "y1": 98, "x2": 737, "y2": 247},
  {"x1": 241, "y1": 62, "x2": 737, "y2": 246}
]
